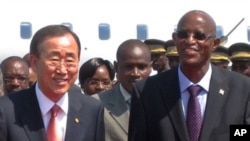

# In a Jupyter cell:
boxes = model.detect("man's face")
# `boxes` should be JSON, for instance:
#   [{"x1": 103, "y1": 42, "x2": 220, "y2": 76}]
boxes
[
  {"x1": 231, "y1": 60, "x2": 250, "y2": 77},
  {"x1": 168, "y1": 56, "x2": 180, "y2": 68},
  {"x1": 173, "y1": 13, "x2": 219, "y2": 69},
  {"x1": 211, "y1": 61, "x2": 229, "y2": 70},
  {"x1": 2, "y1": 61, "x2": 29, "y2": 94},
  {"x1": 115, "y1": 47, "x2": 152, "y2": 94},
  {"x1": 151, "y1": 52, "x2": 168, "y2": 72},
  {"x1": 30, "y1": 33, "x2": 79, "y2": 101}
]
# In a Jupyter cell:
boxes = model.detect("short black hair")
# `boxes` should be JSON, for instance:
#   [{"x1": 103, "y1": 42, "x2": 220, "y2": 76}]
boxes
[{"x1": 30, "y1": 24, "x2": 81, "y2": 58}]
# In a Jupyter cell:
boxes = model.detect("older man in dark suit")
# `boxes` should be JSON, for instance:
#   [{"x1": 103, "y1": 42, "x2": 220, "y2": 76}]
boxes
[
  {"x1": 0, "y1": 25, "x2": 104, "y2": 141},
  {"x1": 128, "y1": 10, "x2": 250, "y2": 141}
]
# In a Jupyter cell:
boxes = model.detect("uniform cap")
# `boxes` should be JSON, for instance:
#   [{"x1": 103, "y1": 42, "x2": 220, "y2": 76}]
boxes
[
  {"x1": 211, "y1": 46, "x2": 229, "y2": 62},
  {"x1": 228, "y1": 42, "x2": 250, "y2": 60},
  {"x1": 164, "y1": 39, "x2": 178, "y2": 56},
  {"x1": 144, "y1": 39, "x2": 166, "y2": 54}
]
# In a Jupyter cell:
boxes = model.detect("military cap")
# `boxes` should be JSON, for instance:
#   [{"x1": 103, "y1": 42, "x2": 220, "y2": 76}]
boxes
[
  {"x1": 144, "y1": 39, "x2": 166, "y2": 54},
  {"x1": 228, "y1": 42, "x2": 250, "y2": 61},
  {"x1": 211, "y1": 46, "x2": 229, "y2": 63},
  {"x1": 164, "y1": 39, "x2": 178, "y2": 56}
]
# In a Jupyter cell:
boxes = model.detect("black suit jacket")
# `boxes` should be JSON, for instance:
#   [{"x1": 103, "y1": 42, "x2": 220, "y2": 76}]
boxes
[
  {"x1": 128, "y1": 65, "x2": 250, "y2": 141},
  {"x1": 0, "y1": 84, "x2": 104, "y2": 141}
]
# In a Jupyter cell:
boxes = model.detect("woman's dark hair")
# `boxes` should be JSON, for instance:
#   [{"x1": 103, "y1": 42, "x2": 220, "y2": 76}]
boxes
[{"x1": 78, "y1": 57, "x2": 115, "y2": 85}]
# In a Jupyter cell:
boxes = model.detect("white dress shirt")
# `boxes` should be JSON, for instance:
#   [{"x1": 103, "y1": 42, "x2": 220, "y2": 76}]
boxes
[
  {"x1": 178, "y1": 64, "x2": 212, "y2": 119},
  {"x1": 35, "y1": 83, "x2": 68, "y2": 141}
]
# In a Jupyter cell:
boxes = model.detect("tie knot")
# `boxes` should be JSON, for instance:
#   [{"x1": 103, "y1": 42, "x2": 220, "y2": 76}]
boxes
[
  {"x1": 188, "y1": 85, "x2": 202, "y2": 97},
  {"x1": 51, "y1": 105, "x2": 60, "y2": 117}
]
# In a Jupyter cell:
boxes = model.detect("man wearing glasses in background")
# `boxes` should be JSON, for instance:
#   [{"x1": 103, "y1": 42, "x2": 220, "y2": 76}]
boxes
[
  {"x1": 0, "y1": 56, "x2": 29, "y2": 95},
  {"x1": 128, "y1": 10, "x2": 250, "y2": 141}
]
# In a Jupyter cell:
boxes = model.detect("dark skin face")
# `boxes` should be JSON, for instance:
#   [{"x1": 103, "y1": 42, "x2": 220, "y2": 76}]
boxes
[
  {"x1": 211, "y1": 61, "x2": 229, "y2": 70},
  {"x1": 2, "y1": 60, "x2": 29, "y2": 94},
  {"x1": 82, "y1": 65, "x2": 113, "y2": 95},
  {"x1": 172, "y1": 10, "x2": 220, "y2": 83},
  {"x1": 168, "y1": 56, "x2": 180, "y2": 69},
  {"x1": 231, "y1": 60, "x2": 250, "y2": 77},
  {"x1": 115, "y1": 41, "x2": 152, "y2": 94},
  {"x1": 151, "y1": 53, "x2": 170, "y2": 73}
]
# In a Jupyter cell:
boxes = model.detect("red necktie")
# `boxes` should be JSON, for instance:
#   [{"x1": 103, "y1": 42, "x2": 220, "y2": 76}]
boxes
[
  {"x1": 47, "y1": 104, "x2": 62, "y2": 141},
  {"x1": 186, "y1": 85, "x2": 203, "y2": 141}
]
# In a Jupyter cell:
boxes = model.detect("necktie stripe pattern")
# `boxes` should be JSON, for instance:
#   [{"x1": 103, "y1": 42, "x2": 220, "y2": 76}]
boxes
[
  {"x1": 186, "y1": 85, "x2": 203, "y2": 141},
  {"x1": 47, "y1": 104, "x2": 62, "y2": 141}
]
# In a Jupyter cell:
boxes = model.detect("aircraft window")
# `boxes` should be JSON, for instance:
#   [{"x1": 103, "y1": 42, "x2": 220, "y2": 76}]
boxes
[
  {"x1": 216, "y1": 25, "x2": 224, "y2": 38},
  {"x1": 137, "y1": 24, "x2": 148, "y2": 40},
  {"x1": 20, "y1": 22, "x2": 32, "y2": 39},
  {"x1": 99, "y1": 23, "x2": 110, "y2": 40},
  {"x1": 62, "y1": 22, "x2": 73, "y2": 30},
  {"x1": 247, "y1": 26, "x2": 250, "y2": 42}
]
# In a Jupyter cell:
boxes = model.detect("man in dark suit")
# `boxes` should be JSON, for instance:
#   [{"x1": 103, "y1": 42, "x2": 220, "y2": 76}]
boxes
[
  {"x1": 128, "y1": 10, "x2": 250, "y2": 141},
  {"x1": 0, "y1": 25, "x2": 104, "y2": 141}
]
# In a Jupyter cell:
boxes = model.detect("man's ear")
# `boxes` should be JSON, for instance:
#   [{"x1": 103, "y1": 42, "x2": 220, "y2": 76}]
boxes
[
  {"x1": 172, "y1": 32, "x2": 177, "y2": 41},
  {"x1": 29, "y1": 54, "x2": 37, "y2": 73},
  {"x1": 212, "y1": 38, "x2": 221, "y2": 51}
]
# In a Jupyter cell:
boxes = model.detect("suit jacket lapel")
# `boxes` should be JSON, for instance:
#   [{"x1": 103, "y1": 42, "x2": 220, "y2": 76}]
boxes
[
  {"x1": 106, "y1": 84, "x2": 130, "y2": 134},
  {"x1": 21, "y1": 85, "x2": 47, "y2": 141},
  {"x1": 159, "y1": 68, "x2": 189, "y2": 141},
  {"x1": 64, "y1": 90, "x2": 84, "y2": 141},
  {"x1": 199, "y1": 66, "x2": 229, "y2": 141}
]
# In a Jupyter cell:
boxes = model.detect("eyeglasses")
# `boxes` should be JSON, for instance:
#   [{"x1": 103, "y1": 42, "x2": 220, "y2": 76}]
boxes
[
  {"x1": 88, "y1": 80, "x2": 112, "y2": 86},
  {"x1": 46, "y1": 59, "x2": 77, "y2": 69},
  {"x1": 3, "y1": 75, "x2": 29, "y2": 84},
  {"x1": 176, "y1": 30, "x2": 216, "y2": 41}
]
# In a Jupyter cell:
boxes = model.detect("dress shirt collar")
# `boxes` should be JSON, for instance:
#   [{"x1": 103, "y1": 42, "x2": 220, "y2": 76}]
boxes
[
  {"x1": 35, "y1": 83, "x2": 69, "y2": 116},
  {"x1": 119, "y1": 83, "x2": 131, "y2": 102},
  {"x1": 178, "y1": 64, "x2": 212, "y2": 93}
]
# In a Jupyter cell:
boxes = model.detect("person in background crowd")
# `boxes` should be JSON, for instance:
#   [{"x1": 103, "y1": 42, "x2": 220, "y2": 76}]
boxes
[
  {"x1": 210, "y1": 46, "x2": 230, "y2": 69},
  {"x1": 0, "y1": 56, "x2": 29, "y2": 94},
  {"x1": 0, "y1": 24, "x2": 104, "y2": 141},
  {"x1": 144, "y1": 39, "x2": 170, "y2": 74},
  {"x1": 164, "y1": 39, "x2": 179, "y2": 68},
  {"x1": 79, "y1": 57, "x2": 115, "y2": 95},
  {"x1": 93, "y1": 39, "x2": 152, "y2": 141},
  {"x1": 228, "y1": 42, "x2": 250, "y2": 76},
  {"x1": 128, "y1": 10, "x2": 250, "y2": 141},
  {"x1": 23, "y1": 53, "x2": 37, "y2": 86}
]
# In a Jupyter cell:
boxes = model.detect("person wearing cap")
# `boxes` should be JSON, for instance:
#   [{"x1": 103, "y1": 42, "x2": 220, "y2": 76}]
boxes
[
  {"x1": 210, "y1": 46, "x2": 230, "y2": 69},
  {"x1": 144, "y1": 39, "x2": 170, "y2": 74},
  {"x1": 164, "y1": 39, "x2": 179, "y2": 69},
  {"x1": 229, "y1": 42, "x2": 250, "y2": 77}
]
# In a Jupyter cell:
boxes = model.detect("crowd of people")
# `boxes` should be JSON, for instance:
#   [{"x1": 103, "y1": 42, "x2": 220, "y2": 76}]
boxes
[{"x1": 1, "y1": 9, "x2": 250, "y2": 141}]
